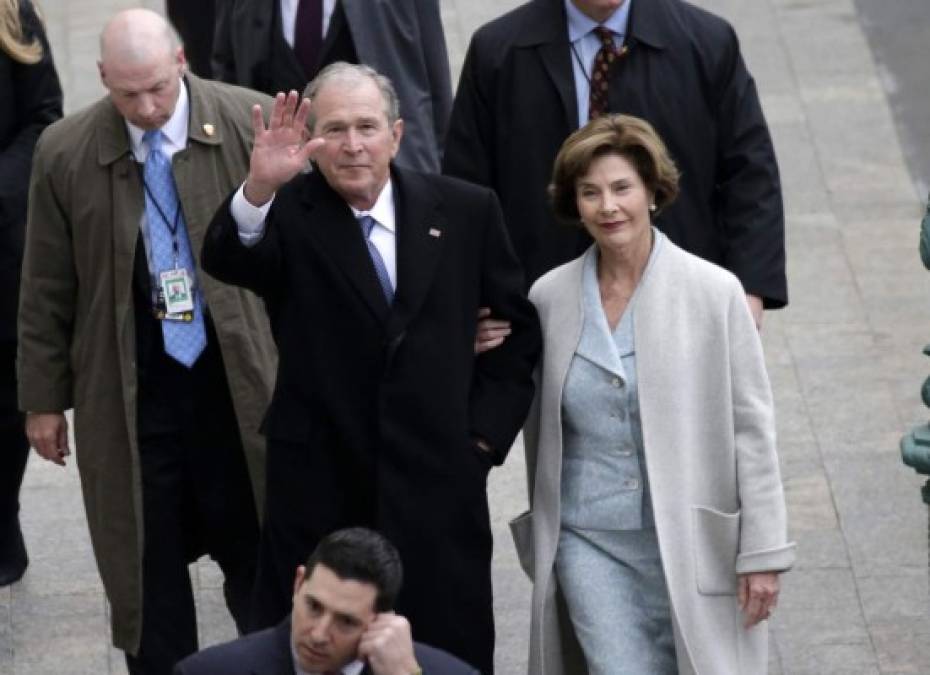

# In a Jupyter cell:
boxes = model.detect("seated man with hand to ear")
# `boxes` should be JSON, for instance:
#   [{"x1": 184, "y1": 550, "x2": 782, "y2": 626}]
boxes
[{"x1": 173, "y1": 527, "x2": 478, "y2": 675}]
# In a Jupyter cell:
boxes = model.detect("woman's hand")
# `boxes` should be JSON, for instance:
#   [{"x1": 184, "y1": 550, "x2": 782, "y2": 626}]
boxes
[{"x1": 738, "y1": 571, "x2": 780, "y2": 628}]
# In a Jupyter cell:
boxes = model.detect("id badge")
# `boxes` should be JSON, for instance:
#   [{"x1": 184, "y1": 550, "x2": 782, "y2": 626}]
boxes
[{"x1": 159, "y1": 268, "x2": 194, "y2": 314}]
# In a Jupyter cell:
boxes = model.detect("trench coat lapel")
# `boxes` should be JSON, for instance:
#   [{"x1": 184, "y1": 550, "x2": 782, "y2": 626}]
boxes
[
  {"x1": 97, "y1": 102, "x2": 143, "y2": 347},
  {"x1": 517, "y1": 0, "x2": 579, "y2": 130},
  {"x1": 385, "y1": 168, "x2": 444, "y2": 344},
  {"x1": 172, "y1": 76, "x2": 224, "y2": 262},
  {"x1": 299, "y1": 172, "x2": 391, "y2": 322}
]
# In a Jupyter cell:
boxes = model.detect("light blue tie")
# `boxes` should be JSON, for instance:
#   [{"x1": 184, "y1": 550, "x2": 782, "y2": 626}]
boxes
[
  {"x1": 142, "y1": 130, "x2": 207, "y2": 368},
  {"x1": 357, "y1": 215, "x2": 394, "y2": 304}
]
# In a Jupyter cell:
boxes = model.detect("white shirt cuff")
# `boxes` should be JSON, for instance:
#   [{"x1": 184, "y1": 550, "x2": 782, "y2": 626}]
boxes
[{"x1": 231, "y1": 183, "x2": 274, "y2": 247}]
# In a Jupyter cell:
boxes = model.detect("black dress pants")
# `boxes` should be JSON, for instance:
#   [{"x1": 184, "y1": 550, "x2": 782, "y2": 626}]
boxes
[
  {"x1": 125, "y1": 333, "x2": 258, "y2": 675},
  {"x1": 0, "y1": 341, "x2": 28, "y2": 577}
]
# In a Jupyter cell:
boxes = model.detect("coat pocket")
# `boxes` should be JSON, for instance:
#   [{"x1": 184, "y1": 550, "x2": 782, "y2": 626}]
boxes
[
  {"x1": 509, "y1": 510, "x2": 535, "y2": 581},
  {"x1": 692, "y1": 505, "x2": 740, "y2": 596}
]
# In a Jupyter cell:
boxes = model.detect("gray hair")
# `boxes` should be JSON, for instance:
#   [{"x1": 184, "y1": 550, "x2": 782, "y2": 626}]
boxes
[{"x1": 302, "y1": 61, "x2": 401, "y2": 130}]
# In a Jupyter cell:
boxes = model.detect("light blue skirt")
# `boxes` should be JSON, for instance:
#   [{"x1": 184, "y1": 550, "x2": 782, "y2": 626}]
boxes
[{"x1": 556, "y1": 526, "x2": 678, "y2": 675}]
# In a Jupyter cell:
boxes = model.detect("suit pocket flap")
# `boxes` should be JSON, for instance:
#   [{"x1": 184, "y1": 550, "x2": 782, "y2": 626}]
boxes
[
  {"x1": 692, "y1": 505, "x2": 740, "y2": 596},
  {"x1": 509, "y1": 510, "x2": 535, "y2": 581}
]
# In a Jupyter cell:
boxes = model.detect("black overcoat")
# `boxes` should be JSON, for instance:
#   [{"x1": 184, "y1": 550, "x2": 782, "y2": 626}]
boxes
[
  {"x1": 443, "y1": 0, "x2": 787, "y2": 307},
  {"x1": 0, "y1": 0, "x2": 62, "y2": 342},
  {"x1": 202, "y1": 167, "x2": 540, "y2": 674}
]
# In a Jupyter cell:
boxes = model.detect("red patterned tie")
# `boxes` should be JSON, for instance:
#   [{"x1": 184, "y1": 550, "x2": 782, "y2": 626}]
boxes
[{"x1": 588, "y1": 27, "x2": 620, "y2": 120}]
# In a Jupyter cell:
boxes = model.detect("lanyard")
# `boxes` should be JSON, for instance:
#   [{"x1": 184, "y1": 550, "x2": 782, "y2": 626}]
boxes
[{"x1": 135, "y1": 161, "x2": 184, "y2": 269}]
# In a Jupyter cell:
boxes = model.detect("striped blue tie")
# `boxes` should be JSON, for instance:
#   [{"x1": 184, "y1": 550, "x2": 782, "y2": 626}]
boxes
[
  {"x1": 357, "y1": 215, "x2": 394, "y2": 304},
  {"x1": 143, "y1": 130, "x2": 207, "y2": 367}
]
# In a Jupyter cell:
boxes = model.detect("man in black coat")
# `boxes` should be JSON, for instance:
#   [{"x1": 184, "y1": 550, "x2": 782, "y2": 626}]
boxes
[
  {"x1": 201, "y1": 63, "x2": 540, "y2": 675},
  {"x1": 173, "y1": 528, "x2": 479, "y2": 675},
  {"x1": 444, "y1": 0, "x2": 787, "y2": 325},
  {"x1": 0, "y1": 0, "x2": 62, "y2": 586},
  {"x1": 212, "y1": 0, "x2": 452, "y2": 173}
]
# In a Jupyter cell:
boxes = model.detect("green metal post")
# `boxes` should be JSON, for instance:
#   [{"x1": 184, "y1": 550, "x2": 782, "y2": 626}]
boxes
[{"x1": 901, "y1": 198, "x2": 930, "y2": 504}]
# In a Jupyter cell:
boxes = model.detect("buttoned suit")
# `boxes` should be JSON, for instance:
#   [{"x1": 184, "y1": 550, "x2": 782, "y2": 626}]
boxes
[
  {"x1": 18, "y1": 74, "x2": 277, "y2": 656},
  {"x1": 443, "y1": 0, "x2": 787, "y2": 305},
  {"x1": 173, "y1": 617, "x2": 481, "y2": 675},
  {"x1": 201, "y1": 167, "x2": 541, "y2": 675},
  {"x1": 511, "y1": 238, "x2": 795, "y2": 674},
  {"x1": 213, "y1": 0, "x2": 452, "y2": 173}
]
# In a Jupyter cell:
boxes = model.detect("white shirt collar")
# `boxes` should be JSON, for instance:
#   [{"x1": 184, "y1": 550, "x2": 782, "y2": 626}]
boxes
[
  {"x1": 126, "y1": 78, "x2": 190, "y2": 161},
  {"x1": 291, "y1": 639, "x2": 365, "y2": 675},
  {"x1": 349, "y1": 179, "x2": 396, "y2": 234},
  {"x1": 565, "y1": 0, "x2": 632, "y2": 43}
]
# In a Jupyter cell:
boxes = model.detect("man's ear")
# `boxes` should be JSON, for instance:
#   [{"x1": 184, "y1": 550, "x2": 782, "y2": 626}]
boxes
[
  {"x1": 97, "y1": 60, "x2": 106, "y2": 87},
  {"x1": 293, "y1": 564, "x2": 307, "y2": 596},
  {"x1": 175, "y1": 46, "x2": 188, "y2": 73},
  {"x1": 390, "y1": 118, "x2": 404, "y2": 158}
]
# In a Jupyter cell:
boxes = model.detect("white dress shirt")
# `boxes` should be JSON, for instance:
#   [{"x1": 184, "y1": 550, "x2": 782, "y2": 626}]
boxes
[
  {"x1": 292, "y1": 640, "x2": 364, "y2": 675},
  {"x1": 280, "y1": 0, "x2": 337, "y2": 47},
  {"x1": 231, "y1": 178, "x2": 398, "y2": 291}
]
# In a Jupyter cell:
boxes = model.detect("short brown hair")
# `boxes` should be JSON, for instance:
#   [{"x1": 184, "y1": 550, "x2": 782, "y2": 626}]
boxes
[{"x1": 548, "y1": 114, "x2": 680, "y2": 226}]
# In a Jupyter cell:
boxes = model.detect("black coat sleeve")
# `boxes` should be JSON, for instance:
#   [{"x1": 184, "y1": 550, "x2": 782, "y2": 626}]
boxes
[
  {"x1": 710, "y1": 25, "x2": 787, "y2": 308},
  {"x1": 468, "y1": 189, "x2": 541, "y2": 463},
  {"x1": 201, "y1": 192, "x2": 284, "y2": 300},
  {"x1": 442, "y1": 33, "x2": 496, "y2": 189}
]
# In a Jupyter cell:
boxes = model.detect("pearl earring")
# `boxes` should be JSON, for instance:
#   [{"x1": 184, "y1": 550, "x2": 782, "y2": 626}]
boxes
[{"x1": 649, "y1": 203, "x2": 656, "y2": 212}]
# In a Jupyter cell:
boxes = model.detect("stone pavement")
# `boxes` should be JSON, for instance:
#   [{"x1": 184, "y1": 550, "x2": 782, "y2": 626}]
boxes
[{"x1": 2, "y1": 0, "x2": 929, "y2": 673}]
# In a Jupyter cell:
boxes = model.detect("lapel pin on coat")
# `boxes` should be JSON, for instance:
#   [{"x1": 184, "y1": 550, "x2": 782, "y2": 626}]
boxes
[
  {"x1": 202, "y1": 123, "x2": 215, "y2": 136},
  {"x1": 429, "y1": 227, "x2": 442, "y2": 238}
]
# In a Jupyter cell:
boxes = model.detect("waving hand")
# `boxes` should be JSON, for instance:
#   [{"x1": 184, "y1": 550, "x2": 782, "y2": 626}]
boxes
[{"x1": 243, "y1": 90, "x2": 325, "y2": 206}]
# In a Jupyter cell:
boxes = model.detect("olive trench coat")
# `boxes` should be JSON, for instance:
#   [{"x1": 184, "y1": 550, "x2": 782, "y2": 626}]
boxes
[
  {"x1": 511, "y1": 237, "x2": 795, "y2": 674},
  {"x1": 17, "y1": 74, "x2": 276, "y2": 653}
]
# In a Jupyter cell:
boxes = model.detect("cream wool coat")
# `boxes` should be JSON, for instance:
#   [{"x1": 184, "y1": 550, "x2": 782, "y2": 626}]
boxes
[{"x1": 511, "y1": 236, "x2": 795, "y2": 674}]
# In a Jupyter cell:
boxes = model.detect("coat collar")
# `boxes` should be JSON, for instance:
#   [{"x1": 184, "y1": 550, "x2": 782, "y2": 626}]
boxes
[
  {"x1": 297, "y1": 166, "x2": 444, "y2": 337},
  {"x1": 505, "y1": 0, "x2": 671, "y2": 131},
  {"x1": 251, "y1": 618, "x2": 296, "y2": 675},
  {"x1": 96, "y1": 74, "x2": 222, "y2": 167},
  {"x1": 513, "y1": 0, "x2": 669, "y2": 50},
  {"x1": 626, "y1": 0, "x2": 671, "y2": 51},
  {"x1": 575, "y1": 248, "x2": 626, "y2": 378},
  {"x1": 511, "y1": 0, "x2": 578, "y2": 132}
]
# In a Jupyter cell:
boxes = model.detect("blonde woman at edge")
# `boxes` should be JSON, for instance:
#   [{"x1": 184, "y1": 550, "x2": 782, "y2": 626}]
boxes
[
  {"x1": 0, "y1": 0, "x2": 61, "y2": 587},
  {"x1": 511, "y1": 114, "x2": 795, "y2": 674}
]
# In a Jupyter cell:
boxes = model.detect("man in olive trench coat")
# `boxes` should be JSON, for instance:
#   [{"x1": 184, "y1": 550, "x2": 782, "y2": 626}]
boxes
[{"x1": 16, "y1": 10, "x2": 275, "y2": 670}]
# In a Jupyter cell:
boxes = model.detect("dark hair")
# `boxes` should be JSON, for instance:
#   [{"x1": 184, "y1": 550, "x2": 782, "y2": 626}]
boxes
[
  {"x1": 305, "y1": 527, "x2": 403, "y2": 613},
  {"x1": 548, "y1": 113, "x2": 680, "y2": 226}
]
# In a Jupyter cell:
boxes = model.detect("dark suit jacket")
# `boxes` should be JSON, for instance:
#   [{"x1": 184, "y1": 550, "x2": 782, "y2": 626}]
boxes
[
  {"x1": 173, "y1": 618, "x2": 481, "y2": 674},
  {"x1": 202, "y1": 167, "x2": 539, "y2": 673},
  {"x1": 443, "y1": 0, "x2": 787, "y2": 307},
  {"x1": 0, "y1": 0, "x2": 62, "y2": 343},
  {"x1": 213, "y1": 0, "x2": 452, "y2": 173}
]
